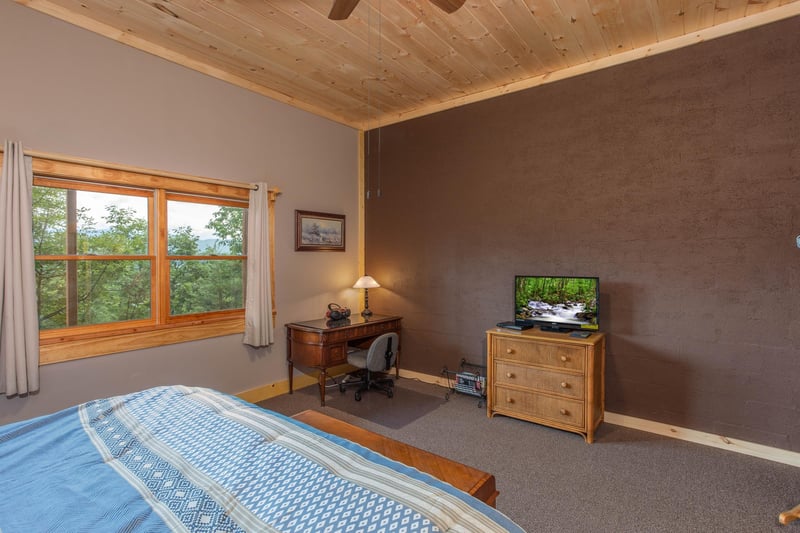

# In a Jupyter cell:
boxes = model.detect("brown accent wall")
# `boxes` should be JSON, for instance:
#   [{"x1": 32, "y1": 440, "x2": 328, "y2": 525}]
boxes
[{"x1": 364, "y1": 18, "x2": 800, "y2": 451}]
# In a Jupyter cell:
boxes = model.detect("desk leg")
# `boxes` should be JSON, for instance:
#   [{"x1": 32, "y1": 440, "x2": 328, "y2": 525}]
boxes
[
  {"x1": 286, "y1": 329, "x2": 294, "y2": 394},
  {"x1": 318, "y1": 369, "x2": 327, "y2": 406}
]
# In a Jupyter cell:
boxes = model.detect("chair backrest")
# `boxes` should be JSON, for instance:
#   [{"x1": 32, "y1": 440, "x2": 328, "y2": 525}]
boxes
[{"x1": 365, "y1": 332, "x2": 399, "y2": 372}]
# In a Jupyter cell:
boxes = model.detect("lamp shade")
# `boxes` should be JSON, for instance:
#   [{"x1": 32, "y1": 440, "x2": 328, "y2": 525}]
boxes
[{"x1": 353, "y1": 275, "x2": 380, "y2": 289}]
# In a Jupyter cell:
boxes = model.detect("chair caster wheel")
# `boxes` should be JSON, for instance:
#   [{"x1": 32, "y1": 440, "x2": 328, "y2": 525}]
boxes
[
  {"x1": 355, "y1": 391, "x2": 362, "y2": 401},
  {"x1": 387, "y1": 389, "x2": 394, "y2": 398},
  {"x1": 339, "y1": 383, "x2": 345, "y2": 393}
]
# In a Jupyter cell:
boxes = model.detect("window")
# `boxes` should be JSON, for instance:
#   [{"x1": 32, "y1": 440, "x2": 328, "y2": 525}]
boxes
[
  {"x1": 166, "y1": 195, "x2": 247, "y2": 318},
  {"x1": 34, "y1": 180, "x2": 155, "y2": 331},
  {"x1": 20, "y1": 155, "x2": 273, "y2": 364}
]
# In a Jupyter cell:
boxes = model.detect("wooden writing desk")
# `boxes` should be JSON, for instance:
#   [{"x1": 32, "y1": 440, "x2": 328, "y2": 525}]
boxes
[
  {"x1": 285, "y1": 314, "x2": 402, "y2": 406},
  {"x1": 293, "y1": 410, "x2": 498, "y2": 507}
]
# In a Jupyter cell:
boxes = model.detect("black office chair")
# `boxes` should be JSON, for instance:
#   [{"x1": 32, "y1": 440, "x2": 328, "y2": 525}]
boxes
[{"x1": 339, "y1": 332, "x2": 398, "y2": 401}]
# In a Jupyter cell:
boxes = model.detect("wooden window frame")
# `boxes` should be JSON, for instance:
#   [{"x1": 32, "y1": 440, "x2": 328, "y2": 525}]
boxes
[{"x1": 16, "y1": 155, "x2": 278, "y2": 364}]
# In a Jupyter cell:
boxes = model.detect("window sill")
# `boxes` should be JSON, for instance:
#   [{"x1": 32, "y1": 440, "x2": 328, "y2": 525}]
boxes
[{"x1": 39, "y1": 317, "x2": 245, "y2": 365}]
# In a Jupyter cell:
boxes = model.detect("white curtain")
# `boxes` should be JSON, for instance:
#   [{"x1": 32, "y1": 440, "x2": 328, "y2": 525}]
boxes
[
  {"x1": 243, "y1": 182, "x2": 274, "y2": 347},
  {"x1": 0, "y1": 140, "x2": 39, "y2": 396}
]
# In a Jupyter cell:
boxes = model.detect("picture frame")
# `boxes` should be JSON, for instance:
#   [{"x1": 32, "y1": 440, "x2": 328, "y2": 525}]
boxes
[{"x1": 295, "y1": 210, "x2": 346, "y2": 251}]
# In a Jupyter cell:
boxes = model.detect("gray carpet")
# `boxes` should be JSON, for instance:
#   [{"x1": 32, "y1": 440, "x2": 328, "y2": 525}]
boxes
[
  {"x1": 284, "y1": 376, "x2": 446, "y2": 429},
  {"x1": 259, "y1": 378, "x2": 800, "y2": 533}
]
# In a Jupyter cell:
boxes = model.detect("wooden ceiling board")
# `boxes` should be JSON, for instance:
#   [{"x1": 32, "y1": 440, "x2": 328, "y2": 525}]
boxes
[
  {"x1": 470, "y1": 2, "x2": 548, "y2": 72},
  {"x1": 115, "y1": 0, "x2": 396, "y2": 111},
  {"x1": 553, "y1": 0, "x2": 612, "y2": 62},
  {"x1": 617, "y1": 0, "x2": 660, "y2": 50},
  {"x1": 134, "y1": 5, "x2": 380, "y2": 114},
  {"x1": 406, "y1": 2, "x2": 520, "y2": 83},
  {"x1": 15, "y1": 0, "x2": 800, "y2": 129},
  {"x1": 300, "y1": 0, "x2": 490, "y2": 115},
  {"x1": 509, "y1": 1, "x2": 579, "y2": 70}
]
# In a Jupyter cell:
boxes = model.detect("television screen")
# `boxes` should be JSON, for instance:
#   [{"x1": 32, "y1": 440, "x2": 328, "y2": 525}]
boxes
[{"x1": 515, "y1": 275, "x2": 599, "y2": 332}]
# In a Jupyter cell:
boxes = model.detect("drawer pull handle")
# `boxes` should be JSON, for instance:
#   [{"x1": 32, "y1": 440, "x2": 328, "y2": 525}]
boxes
[
  {"x1": 560, "y1": 381, "x2": 569, "y2": 388},
  {"x1": 506, "y1": 348, "x2": 514, "y2": 354},
  {"x1": 506, "y1": 397, "x2": 514, "y2": 404},
  {"x1": 560, "y1": 356, "x2": 568, "y2": 362},
  {"x1": 560, "y1": 408, "x2": 569, "y2": 416},
  {"x1": 506, "y1": 372, "x2": 515, "y2": 379}
]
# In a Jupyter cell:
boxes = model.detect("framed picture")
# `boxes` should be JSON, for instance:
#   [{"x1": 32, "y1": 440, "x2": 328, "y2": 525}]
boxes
[{"x1": 295, "y1": 210, "x2": 346, "y2": 251}]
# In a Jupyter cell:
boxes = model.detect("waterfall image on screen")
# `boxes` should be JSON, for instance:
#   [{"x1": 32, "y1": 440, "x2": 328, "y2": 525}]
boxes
[{"x1": 515, "y1": 276, "x2": 599, "y2": 331}]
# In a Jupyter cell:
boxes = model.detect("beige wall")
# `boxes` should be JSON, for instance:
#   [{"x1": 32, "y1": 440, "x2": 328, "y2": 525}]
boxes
[{"x1": 0, "y1": 0, "x2": 361, "y2": 424}]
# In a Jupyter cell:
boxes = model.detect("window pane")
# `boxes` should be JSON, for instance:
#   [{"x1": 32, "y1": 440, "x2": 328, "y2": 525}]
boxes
[
  {"x1": 170, "y1": 259, "x2": 244, "y2": 316},
  {"x1": 36, "y1": 260, "x2": 151, "y2": 329},
  {"x1": 33, "y1": 186, "x2": 149, "y2": 255},
  {"x1": 168, "y1": 200, "x2": 246, "y2": 256}
]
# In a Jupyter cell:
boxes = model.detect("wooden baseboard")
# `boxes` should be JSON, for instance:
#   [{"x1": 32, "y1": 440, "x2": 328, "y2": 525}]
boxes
[
  {"x1": 397, "y1": 368, "x2": 451, "y2": 387},
  {"x1": 239, "y1": 370, "x2": 800, "y2": 468},
  {"x1": 236, "y1": 363, "x2": 354, "y2": 404},
  {"x1": 603, "y1": 411, "x2": 800, "y2": 468}
]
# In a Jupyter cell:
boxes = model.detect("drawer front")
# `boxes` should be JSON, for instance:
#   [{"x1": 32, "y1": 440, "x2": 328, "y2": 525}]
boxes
[
  {"x1": 494, "y1": 385, "x2": 585, "y2": 428},
  {"x1": 494, "y1": 361, "x2": 585, "y2": 400},
  {"x1": 324, "y1": 344, "x2": 347, "y2": 366},
  {"x1": 494, "y1": 337, "x2": 585, "y2": 372},
  {"x1": 289, "y1": 341, "x2": 347, "y2": 367}
]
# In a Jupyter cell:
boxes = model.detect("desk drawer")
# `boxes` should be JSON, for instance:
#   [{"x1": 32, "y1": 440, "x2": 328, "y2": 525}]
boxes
[
  {"x1": 324, "y1": 344, "x2": 347, "y2": 365},
  {"x1": 289, "y1": 342, "x2": 346, "y2": 367},
  {"x1": 494, "y1": 337, "x2": 584, "y2": 372}
]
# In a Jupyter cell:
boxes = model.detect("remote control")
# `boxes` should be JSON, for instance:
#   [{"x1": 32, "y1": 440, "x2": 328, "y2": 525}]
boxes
[{"x1": 569, "y1": 331, "x2": 591, "y2": 338}]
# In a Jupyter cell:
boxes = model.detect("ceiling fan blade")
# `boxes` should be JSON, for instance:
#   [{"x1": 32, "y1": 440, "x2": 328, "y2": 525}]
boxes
[
  {"x1": 429, "y1": 0, "x2": 466, "y2": 14},
  {"x1": 329, "y1": 0, "x2": 361, "y2": 20}
]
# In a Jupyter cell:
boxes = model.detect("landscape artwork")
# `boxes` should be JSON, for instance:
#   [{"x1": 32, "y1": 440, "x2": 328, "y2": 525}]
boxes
[{"x1": 295, "y1": 210, "x2": 345, "y2": 251}]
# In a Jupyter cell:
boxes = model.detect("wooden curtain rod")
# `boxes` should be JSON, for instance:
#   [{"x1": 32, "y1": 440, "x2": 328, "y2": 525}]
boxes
[{"x1": 0, "y1": 147, "x2": 275, "y2": 193}]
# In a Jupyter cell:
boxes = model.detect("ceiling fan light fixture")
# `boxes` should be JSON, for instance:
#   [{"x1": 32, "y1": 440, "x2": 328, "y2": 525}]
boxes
[{"x1": 429, "y1": 0, "x2": 466, "y2": 13}]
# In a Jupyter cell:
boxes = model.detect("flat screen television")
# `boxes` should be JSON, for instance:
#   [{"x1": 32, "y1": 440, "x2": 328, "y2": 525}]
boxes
[{"x1": 514, "y1": 275, "x2": 599, "y2": 332}]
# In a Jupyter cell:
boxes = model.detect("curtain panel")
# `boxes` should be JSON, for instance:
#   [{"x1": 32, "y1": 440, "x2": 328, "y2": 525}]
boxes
[
  {"x1": 242, "y1": 182, "x2": 274, "y2": 347},
  {"x1": 0, "y1": 140, "x2": 40, "y2": 396}
]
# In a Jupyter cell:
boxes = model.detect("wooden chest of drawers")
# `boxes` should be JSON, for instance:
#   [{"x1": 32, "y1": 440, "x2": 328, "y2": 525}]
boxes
[{"x1": 486, "y1": 327, "x2": 606, "y2": 443}]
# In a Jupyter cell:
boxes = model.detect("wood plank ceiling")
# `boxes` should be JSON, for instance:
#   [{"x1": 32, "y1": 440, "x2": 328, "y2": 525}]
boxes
[{"x1": 16, "y1": 0, "x2": 800, "y2": 129}]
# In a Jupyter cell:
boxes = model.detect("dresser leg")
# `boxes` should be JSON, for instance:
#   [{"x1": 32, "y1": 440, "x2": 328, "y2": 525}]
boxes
[{"x1": 288, "y1": 361, "x2": 294, "y2": 394}]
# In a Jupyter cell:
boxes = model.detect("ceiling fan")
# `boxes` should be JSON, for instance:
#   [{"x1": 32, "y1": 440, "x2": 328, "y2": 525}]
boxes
[{"x1": 328, "y1": 0, "x2": 465, "y2": 20}]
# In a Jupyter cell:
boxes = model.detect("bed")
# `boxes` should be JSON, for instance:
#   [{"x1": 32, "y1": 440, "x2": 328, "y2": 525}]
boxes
[{"x1": 0, "y1": 385, "x2": 523, "y2": 532}]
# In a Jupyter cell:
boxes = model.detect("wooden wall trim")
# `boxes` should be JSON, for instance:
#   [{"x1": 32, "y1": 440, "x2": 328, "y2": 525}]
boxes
[
  {"x1": 41, "y1": 318, "x2": 245, "y2": 364},
  {"x1": 357, "y1": 130, "x2": 366, "y2": 275},
  {"x1": 603, "y1": 412, "x2": 800, "y2": 469},
  {"x1": 0, "y1": 146, "x2": 281, "y2": 193}
]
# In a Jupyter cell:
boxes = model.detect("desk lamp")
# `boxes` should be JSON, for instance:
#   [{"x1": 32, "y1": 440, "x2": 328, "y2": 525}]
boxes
[{"x1": 353, "y1": 275, "x2": 380, "y2": 317}]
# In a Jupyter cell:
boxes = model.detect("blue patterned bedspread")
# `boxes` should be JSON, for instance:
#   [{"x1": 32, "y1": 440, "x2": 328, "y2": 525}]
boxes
[{"x1": 0, "y1": 386, "x2": 523, "y2": 532}]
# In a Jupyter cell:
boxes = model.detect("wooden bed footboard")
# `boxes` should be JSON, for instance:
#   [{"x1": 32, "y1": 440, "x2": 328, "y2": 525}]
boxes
[{"x1": 292, "y1": 410, "x2": 499, "y2": 507}]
